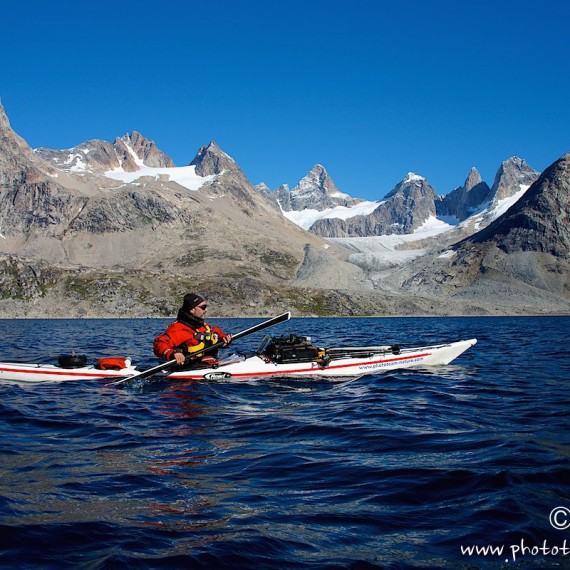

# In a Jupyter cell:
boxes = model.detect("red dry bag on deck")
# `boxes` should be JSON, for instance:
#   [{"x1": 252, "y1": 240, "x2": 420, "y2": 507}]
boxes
[{"x1": 95, "y1": 357, "x2": 129, "y2": 371}]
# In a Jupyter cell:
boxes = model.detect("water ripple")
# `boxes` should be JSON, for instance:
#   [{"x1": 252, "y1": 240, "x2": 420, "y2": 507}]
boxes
[{"x1": 0, "y1": 316, "x2": 568, "y2": 569}]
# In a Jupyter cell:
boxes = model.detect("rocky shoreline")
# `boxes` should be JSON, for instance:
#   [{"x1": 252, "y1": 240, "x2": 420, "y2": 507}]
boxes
[{"x1": 1, "y1": 266, "x2": 567, "y2": 319}]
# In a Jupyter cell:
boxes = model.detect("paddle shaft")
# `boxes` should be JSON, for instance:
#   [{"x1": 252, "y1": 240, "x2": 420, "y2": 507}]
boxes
[{"x1": 113, "y1": 311, "x2": 291, "y2": 385}]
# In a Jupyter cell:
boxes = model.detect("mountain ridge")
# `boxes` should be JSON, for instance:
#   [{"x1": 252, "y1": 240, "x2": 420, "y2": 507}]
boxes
[
  {"x1": 384, "y1": 154, "x2": 570, "y2": 309},
  {"x1": 0, "y1": 99, "x2": 568, "y2": 317},
  {"x1": 289, "y1": 159, "x2": 540, "y2": 241},
  {"x1": 0, "y1": 100, "x2": 365, "y2": 317}
]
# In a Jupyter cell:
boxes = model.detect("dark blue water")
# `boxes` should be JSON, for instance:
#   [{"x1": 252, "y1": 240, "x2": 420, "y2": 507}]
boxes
[{"x1": 0, "y1": 316, "x2": 569, "y2": 569}]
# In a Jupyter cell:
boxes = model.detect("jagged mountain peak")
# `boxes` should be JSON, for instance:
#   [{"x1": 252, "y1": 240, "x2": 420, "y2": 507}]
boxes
[
  {"x1": 0, "y1": 98, "x2": 32, "y2": 156},
  {"x1": 190, "y1": 140, "x2": 237, "y2": 177},
  {"x1": 406, "y1": 152, "x2": 570, "y2": 303},
  {"x1": 295, "y1": 164, "x2": 345, "y2": 198},
  {"x1": 277, "y1": 164, "x2": 361, "y2": 212},
  {"x1": 32, "y1": 129, "x2": 247, "y2": 199},
  {"x1": 113, "y1": 131, "x2": 174, "y2": 170},
  {"x1": 384, "y1": 172, "x2": 436, "y2": 200},
  {"x1": 309, "y1": 173, "x2": 439, "y2": 238},
  {"x1": 304, "y1": 163, "x2": 336, "y2": 184},
  {"x1": 0, "y1": 99, "x2": 58, "y2": 184},
  {"x1": 35, "y1": 130, "x2": 174, "y2": 175},
  {"x1": 436, "y1": 168, "x2": 491, "y2": 221},
  {"x1": 468, "y1": 152, "x2": 570, "y2": 256},
  {"x1": 464, "y1": 167, "x2": 483, "y2": 191},
  {"x1": 490, "y1": 156, "x2": 539, "y2": 203}
]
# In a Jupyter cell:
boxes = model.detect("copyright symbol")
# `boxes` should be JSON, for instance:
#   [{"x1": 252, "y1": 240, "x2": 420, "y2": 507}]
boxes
[{"x1": 550, "y1": 506, "x2": 570, "y2": 530}]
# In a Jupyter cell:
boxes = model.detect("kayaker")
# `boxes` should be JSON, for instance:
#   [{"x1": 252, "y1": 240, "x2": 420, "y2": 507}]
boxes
[{"x1": 153, "y1": 293, "x2": 232, "y2": 367}]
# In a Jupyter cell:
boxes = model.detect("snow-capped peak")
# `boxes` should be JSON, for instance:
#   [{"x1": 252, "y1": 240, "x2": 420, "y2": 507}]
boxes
[{"x1": 403, "y1": 172, "x2": 425, "y2": 183}]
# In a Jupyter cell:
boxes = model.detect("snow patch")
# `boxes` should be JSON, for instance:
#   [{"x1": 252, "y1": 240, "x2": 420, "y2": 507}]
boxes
[
  {"x1": 492, "y1": 185, "x2": 529, "y2": 219},
  {"x1": 104, "y1": 164, "x2": 216, "y2": 191},
  {"x1": 70, "y1": 156, "x2": 89, "y2": 173},
  {"x1": 124, "y1": 143, "x2": 145, "y2": 167},
  {"x1": 283, "y1": 200, "x2": 380, "y2": 230},
  {"x1": 412, "y1": 216, "x2": 456, "y2": 237},
  {"x1": 328, "y1": 216, "x2": 455, "y2": 268},
  {"x1": 459, "y1": 184, "x2": 529, "y2": 231}
]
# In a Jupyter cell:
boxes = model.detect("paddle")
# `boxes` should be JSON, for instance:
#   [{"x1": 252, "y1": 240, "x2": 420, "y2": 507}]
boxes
[{"x1": 112, "y1": 311, "x2": 291, "y2": 385}]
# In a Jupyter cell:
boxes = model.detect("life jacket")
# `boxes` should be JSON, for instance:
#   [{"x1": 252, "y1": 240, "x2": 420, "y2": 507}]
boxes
[
  {"x1": 153, "y1": 310, "x2": 226, "y2": 362},
  {"x1": 184, "y1": 323, "x2": 220, "y2": 356}
]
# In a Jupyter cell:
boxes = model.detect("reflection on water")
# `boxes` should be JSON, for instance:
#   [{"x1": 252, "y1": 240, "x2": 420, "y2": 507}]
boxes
[{"x1": 0, "y1": 316, "x2": 568, "y2": 568}]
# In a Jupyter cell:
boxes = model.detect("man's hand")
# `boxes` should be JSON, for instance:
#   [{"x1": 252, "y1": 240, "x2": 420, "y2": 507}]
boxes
[{"x1": 173, "y1": 352, "x2": 186, "y2": 365}]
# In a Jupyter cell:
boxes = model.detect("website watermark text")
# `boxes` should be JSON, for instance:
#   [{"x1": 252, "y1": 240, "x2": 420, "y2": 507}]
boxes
[
  {"x1": 461, "y1": 539, "x2": 569, "y2": 563},
  {"x1": 460, "y1": 507, "x2": 569, "y2": 563}
]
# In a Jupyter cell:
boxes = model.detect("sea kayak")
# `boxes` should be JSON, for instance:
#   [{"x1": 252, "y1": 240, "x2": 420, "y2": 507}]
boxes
[
  {"x1": 0, "y1": 338, "x2": 477, "y2": 384},
  {"x1": 0, "y1": 357, "x2": 138, "y2": 383},
  {"x1": 162, "y1": 336, "x2": 478, "y2": 381}
]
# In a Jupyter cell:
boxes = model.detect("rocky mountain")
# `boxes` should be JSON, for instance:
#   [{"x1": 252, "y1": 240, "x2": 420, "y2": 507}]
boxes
[
  {"x1": 0, "y1": 98, "x2": 567, "y2": 318},
  {"x1": 35, "y1": 131, "x2": 175, "y2": 173},
  {"x1": 435, "y1": 157, "x2": 539, "y2": 223},
  {"x1": 309, "y1": 173, "x2": 439, "y2": 237},
  {"x1": 255, "y1": 182, "x2": 280, "y2": 210},
  {"x1": 275, "y1": 164, "x2": 363, "y2": 211},
  {"x1": 0, "y1": 101, "x2": 59, "y2": 186},
  {"x1": 302, "y1": 158, "x2": 539, "y2": 243},
  {"x1": 0, "y1": 100, "x2": 360, "y2": 318},
  {"x1": 468, "y1": 154, "x2": 570, "y2": 257},
  {"x1": 389, "y1": 153, "x2": 570, "y2": 312},
  {"x1": 435, "y1": 167, "x2": 492, "y2": 221},
  {"x1": 490, "y1": 156, "x2": 540, "y2": 203}
]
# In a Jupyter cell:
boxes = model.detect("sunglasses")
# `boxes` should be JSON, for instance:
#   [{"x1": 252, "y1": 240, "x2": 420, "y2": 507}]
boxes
[{"x1": 196, "y1": 304, "x2": 208, "y2": 310}]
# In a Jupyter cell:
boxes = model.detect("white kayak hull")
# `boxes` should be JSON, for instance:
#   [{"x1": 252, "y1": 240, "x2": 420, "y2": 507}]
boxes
[
  {"x1": 164, "y1": 339, "x2": 478, "y2": 381},
  {"x1": 0, "y1": 362, "x2": 138, "y2": 383},
  {"x1": 0, "y1": 339, "x2": 477, "y2": 384}
]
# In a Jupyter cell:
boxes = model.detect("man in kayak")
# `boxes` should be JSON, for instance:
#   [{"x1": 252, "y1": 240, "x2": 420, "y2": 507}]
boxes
[{"x1": 153, "y1": 293, "x2": 232, "y2": 367}]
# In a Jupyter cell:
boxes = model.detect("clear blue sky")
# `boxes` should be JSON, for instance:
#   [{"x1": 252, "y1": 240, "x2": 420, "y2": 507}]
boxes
[{"x1": 1, "y1": 0, "x2": 568, "y2": 200}]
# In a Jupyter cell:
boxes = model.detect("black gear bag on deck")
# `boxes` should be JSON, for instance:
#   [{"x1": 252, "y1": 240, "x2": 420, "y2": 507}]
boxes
[{"x1": 263, "y1": 334, "x2": 323, "y2": 364}]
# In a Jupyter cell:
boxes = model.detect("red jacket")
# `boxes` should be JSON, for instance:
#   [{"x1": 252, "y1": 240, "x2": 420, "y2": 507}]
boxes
[{"x1": 153, "y1": 318, "x2": 227, "y2": 361}]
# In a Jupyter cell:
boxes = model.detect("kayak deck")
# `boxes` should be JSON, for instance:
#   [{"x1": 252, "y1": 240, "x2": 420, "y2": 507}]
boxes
[{"x1": 164, "y1": 338, "x2": 478, "y2": 381}]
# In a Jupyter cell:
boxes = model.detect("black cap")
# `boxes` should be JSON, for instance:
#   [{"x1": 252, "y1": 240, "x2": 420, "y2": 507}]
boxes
[{"x1": 182, "y1": 292, "x2": 205, "y2": 311}]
